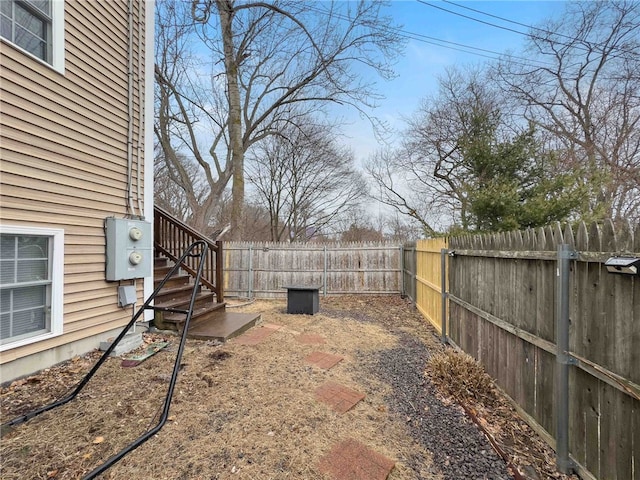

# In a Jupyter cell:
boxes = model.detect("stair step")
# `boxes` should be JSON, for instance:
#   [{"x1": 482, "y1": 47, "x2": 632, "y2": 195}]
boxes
[
  {"x1": 154, "y1": 264, "x2": 180, "y2": 277},
  {"x1": 155, "y1": 273, "x2": 191, "y2": 289},
  {"x1": 155, "y1": 292, "x2": 217, "y2": 311},
  {"x1": 161, "y1": 302, "x2": 227, "y2": 327},
  {"x1": 153, "y1": 284, "x2": 203, "y2": 304},
  {"x1": 154, "y1": 256, "x2": 169, "y2": 267},
  {"x1": 187, "y1": 311, "x2": 262, "y2": 341}
]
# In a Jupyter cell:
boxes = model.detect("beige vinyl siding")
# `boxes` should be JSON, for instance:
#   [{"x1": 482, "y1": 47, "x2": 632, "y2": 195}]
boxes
[
  {"x1": 1, "y1": 177, "x2": 126, "y2": 211},
  {"x1": 1, "y1": 69, "x2": 127, "y2": 138},
  {"x1": 2, "y1": 95, "x2": 128, "y2": 164},
  {"x1": 0, "y1": 1, "x2": 147, "y2": 365},
  {"x1": 0, "y1": 139, "x2": 127, "y2": 186},
  {"x1": 0, "y1": 198, "x2": 121, "y2": 226}
]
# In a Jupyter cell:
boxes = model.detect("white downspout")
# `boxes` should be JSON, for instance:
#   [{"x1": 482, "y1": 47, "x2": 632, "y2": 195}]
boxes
[{"x1": 143, "y1": 0, "x2": 156, "y2": 322}]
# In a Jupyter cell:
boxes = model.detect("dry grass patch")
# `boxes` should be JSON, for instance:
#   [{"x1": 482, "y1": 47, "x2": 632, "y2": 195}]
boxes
[
  {"x1": 426, "y1": 349, "x2": 496, "y2": 405},
  {"x1": 1, "y1": 297, "x2": 429, "y2": 480}
]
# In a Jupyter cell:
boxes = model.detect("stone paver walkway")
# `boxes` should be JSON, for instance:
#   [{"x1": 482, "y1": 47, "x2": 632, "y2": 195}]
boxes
[
  {"x1": 236, "y1": 317, "x2": 394, "y2": 479},
  {"x1": 318, "y1": 438, "x2": 395, "y2": 480},
  {"x1": 304, "y1": 351, "x2": 343, "y2": 370},
  {"x1": 314, "y1": 381, "x2": 366, "y2": 414},
  {"x1": 233, "y1": 324, "x2": 281, "y2": 346}
]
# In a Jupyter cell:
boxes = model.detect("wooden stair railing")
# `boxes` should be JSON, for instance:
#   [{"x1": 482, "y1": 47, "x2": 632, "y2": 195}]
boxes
[{"x1": 154, "y1": 206, "x2": 224, "y2": 302}]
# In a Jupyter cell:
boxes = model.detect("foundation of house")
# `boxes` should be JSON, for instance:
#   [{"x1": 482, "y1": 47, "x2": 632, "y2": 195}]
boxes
[{"x1": 99, "y1": 331, "x2": 144, "y2": 356}]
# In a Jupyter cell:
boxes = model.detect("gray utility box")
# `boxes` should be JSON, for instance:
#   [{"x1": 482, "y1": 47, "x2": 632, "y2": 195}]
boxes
[
  {"x1": 105, "y1": 218, "x2": 152, "y2": 281},
  {"x1": 284, "y1": 286, "x2": 320, "y2": 315}
]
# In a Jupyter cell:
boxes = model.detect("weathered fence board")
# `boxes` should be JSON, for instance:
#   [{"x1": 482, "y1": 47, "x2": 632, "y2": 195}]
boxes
[
  {"x1": 223, "y1": 242, "x2": 402, "y2": 298},
  {"x1": 443, "y1": 220, "x2": 639, "y2": 480}
]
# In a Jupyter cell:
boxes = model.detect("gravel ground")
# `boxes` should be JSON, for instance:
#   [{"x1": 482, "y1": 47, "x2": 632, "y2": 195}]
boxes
[
  {"x1": 322, "y1": 302, "x2": 514, "y2": 480},
  {"x1": 371, "y1": 333, "x2": 513, "y2": 480}
]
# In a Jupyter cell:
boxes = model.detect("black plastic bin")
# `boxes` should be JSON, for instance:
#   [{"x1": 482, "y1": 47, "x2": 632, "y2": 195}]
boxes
[{"x1": 284, "y1": 285, "x2": 320, "y2": 315}]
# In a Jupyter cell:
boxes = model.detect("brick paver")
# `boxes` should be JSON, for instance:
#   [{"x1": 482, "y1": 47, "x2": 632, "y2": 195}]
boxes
[
  {"x1": 318, "y1": 438, "x2": 395, "y2": 480},
  {"x1": 304, "y1": 351, "x2": 343, "y2": 370},
  {"x1": 262, "y1": 323, "x2": 283, "y2": 330},
  {"x1": 314, "y1": 381, "x2": 365, "y2": 413},
  {"x1": 296, "y1": 333, "x2": 327, "y2": 345},
  {"x1": 234, "y1": 324, "x2": 281, "y2": 346}
]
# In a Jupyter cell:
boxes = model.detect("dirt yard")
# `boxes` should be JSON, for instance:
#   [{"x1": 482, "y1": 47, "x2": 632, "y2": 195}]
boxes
[{"x1": 1, "y1": 296, "x2": 577, "y2": 480}]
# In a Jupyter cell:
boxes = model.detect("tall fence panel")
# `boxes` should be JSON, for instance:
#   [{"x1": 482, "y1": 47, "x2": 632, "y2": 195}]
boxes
[
  {"x1": 223, "y1": 241, "x2": 402, "y2": 298},
  {"x1": 415, "y1": 238, "x2": 448, "y2": 333},
  {"x1": 446, "y1": 221, "x2": 640, "y2": 480}
]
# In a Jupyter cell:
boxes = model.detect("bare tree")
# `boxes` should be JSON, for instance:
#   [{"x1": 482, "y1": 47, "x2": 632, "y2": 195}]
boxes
[
  {"x1": 329, "y1": 206, "x2": 386, "y2": 242},
  {"x1": 383, "y1": 212, "x2": 424, "y2": 243},
  {"x1": 154, "y1": 149, "x2": 212, "y2": 223},
  {"x1": 246, "y1": 121, "x2": 366, "y2": 242},
  {"x1": 494, "y1": 0, "x2": 640, "y2": 223},
  {"x1": 339, "y1": 223, "x2": 385, "y2": 243},
  {"x1": 367, "y1": 67, "x2": 588, "y2": 234},
  {"x1": 367, "y1": 148, "x2": 439, "y2": 237},
  {"x1": 155, "y1": 0, "x2": 402, "y2": 238},
  {"x1": 233, "y1": 202, "x2": 273, "y2": 241},
  {"x1": 366, "y1": 68, "x2": 500, "y2": 235},
  {"x1": 154, "y1": 0, "x2": 232, "y2": 231}
]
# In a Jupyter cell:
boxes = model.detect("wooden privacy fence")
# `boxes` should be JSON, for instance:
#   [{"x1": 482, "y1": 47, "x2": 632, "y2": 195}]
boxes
[
  {"x1": 444, "y1": 221, "x2": 639, "y2": 480},
  {"x1": 408, "y1": 238, "x2": 449, "y2": 335},
  {"x1": 402, "y1": 241, "x2": 417, "y2": 302},
  {"x1": 223, "y1": 241, "x2": 403, "y2": 298}
]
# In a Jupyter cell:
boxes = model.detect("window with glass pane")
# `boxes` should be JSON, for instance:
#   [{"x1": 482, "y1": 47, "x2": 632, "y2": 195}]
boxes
[
  {"x1": 0, "y1": 234, "x2": 52, "y2": 345},
  {"x1": 0, "y1": 0, "x2": 52, "y2": 64}
]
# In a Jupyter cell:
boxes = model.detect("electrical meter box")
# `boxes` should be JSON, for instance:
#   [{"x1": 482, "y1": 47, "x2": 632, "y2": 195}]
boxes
[{"x1": 105, "y1": 218, "x2": 152, "y2": 281}]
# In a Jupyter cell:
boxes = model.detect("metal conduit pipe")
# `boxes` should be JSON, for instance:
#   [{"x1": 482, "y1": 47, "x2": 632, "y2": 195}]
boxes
[
  {"x1": 136, "y1": 0, "x2": 144, "y2": 217},
  {"x1": 125, "y1": 0, "x2": 135, "y2": 216}
]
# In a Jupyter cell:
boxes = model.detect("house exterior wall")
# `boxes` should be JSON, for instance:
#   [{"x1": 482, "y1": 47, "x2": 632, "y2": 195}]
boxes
[{"x1": 0, "y1": 0, "x2": 153, "y2": 380}]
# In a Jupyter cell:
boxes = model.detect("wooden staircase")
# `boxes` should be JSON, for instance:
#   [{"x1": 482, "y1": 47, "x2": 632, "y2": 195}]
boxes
[{"x1": 153, "y1": 207, "x2": 260, "y2": 341}]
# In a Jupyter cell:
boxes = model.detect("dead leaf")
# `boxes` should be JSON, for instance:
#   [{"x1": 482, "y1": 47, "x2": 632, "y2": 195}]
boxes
[
  {"x1": 92, "y1": 436, "x2": 104, "y2": 444},
  {"x1": 47, "y1": 470, "x2": 58, "y2": 477},
  {"x1": 167, "y1": 415, "x2": 176, "y2": 421}
]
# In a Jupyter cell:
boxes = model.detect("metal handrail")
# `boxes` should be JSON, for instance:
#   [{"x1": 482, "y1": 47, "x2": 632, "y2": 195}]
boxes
[{"x1": 2, "y1": 241, "x2": 209, "y2": 480}]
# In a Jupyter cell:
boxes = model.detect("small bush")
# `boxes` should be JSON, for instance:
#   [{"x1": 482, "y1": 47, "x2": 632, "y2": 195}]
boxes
[{"x1": 426, "y1": 349, "x2": 496, "y2": 405}]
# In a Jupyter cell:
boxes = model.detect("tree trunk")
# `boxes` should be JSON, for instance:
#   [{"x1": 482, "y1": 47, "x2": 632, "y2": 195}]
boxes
[{"x1": 217, "y1": 0, "x2": 245, "y2": 240}]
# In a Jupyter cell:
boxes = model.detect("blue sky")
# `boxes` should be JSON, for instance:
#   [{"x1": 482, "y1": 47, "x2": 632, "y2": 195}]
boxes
[{"x1": 335, "y1": 0, "x2": 568, "y2": 161}]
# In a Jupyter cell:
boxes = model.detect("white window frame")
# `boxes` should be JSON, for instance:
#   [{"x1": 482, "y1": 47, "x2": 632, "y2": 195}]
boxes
[
  {"x1": 0, "y1": 225, "x2": 64, "y2": 352},
  {"x1": 0, "y1": 0, "x2": 65, "y2": 74}
]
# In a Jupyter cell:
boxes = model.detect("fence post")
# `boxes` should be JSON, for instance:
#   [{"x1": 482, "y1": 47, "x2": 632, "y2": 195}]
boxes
[
  {"x1": 556, "y1": 243, "x2": 576, "y2": 474},
  {"x1": 248, "y1": 245, "x2": 253, "y2": 299},
  {"x1": 441, "y1": 248, "x2": 448, "y2": 344},
  {"x1": 323, "y1": 245, "x2": 327, "y2": 296},
  {"x1": 400, "y1": 246, "x2": 405, "y2": 298}
]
